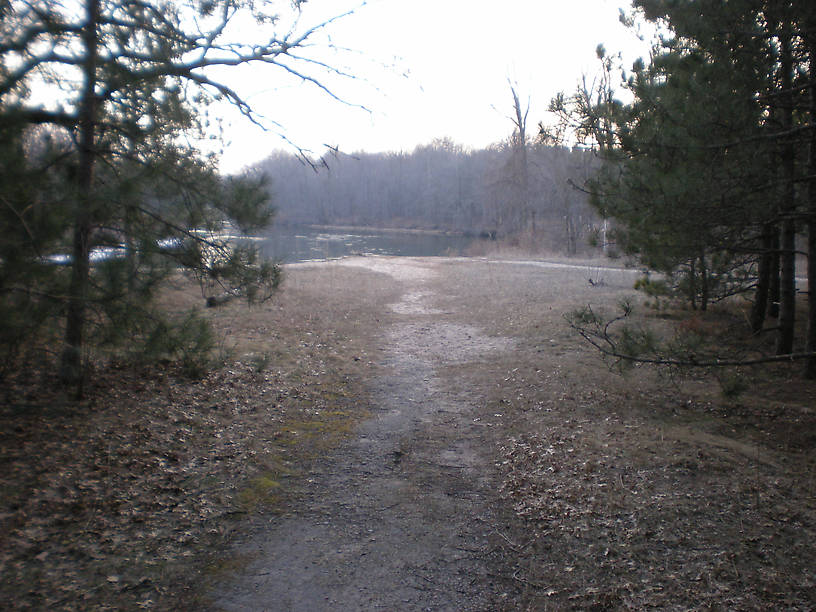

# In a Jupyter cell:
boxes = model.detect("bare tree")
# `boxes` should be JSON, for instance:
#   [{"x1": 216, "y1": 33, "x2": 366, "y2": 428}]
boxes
[{"x1": 508, "y1": 81, "x2": 531, "y2": 234}]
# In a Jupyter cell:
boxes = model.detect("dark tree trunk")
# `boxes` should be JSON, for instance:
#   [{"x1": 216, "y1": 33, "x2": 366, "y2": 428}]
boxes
[
  {"x1": 565, "y1": 214, "x2": 577, "y2": 255},
  {"x1": 688, "y1": 259, "x2": 698, "y2": 311},
  {"x1": 770, "y1": 229, "x2": 781, "y2": 318},
  {"x1": 699, "y1": 254, "x2": 709, "y2": 312},
  {"x1": 776, "y1": 21, "x2": 797, "y2": 356},
  {"x1": 805, "y1": 22, "x2": 816, "y2": 378},
  {"x1": 751, "y1": 223, "x2": 774, "y2": 334},
  {"x1": 59, "y1": 0, "x2": 100, "y2": 387},
  {"x1": 807, "y1": 210, "x2": 816, "y2": 378},
  {"x1": 778, "y1": 219, "x2": 797, "y2": 354}
]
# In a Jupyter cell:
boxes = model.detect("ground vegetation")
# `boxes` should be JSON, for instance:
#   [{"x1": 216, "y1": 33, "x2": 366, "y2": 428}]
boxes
[
  {"x1": 0, "y1": 0, "x2": 355, "y2": 388},
  {"x1": 3, "y1": 258, "x2": 812, "y2": 609},
  {"x1": 549, "y1": 1, "x2": 816, "y2": 376}
]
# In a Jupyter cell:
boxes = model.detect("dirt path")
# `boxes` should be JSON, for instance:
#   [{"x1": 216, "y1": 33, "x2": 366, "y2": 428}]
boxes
[
  {"x1": 5, "y1": 256, "x2": 814, "y2": 610},
  {"x1": 211, "y1": 259, "x2": 517, "y2": 611},
  {"x1": 207, "y1": 255, "x2": 816, "y2": 611}
]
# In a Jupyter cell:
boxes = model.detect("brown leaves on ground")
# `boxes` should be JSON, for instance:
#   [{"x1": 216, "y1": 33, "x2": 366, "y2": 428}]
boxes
[
  {"x1": 0, "y1": 265, "x2": 391, "y2": 611},
  {"x1": 3, "y1": 259, "x2": 816, "y2": 611},
  {"x1": 1, "y1": 362, "x2": 336, "y2": 610},
  {"x1": 494, "y1": 369, "x2": 816, "y2": 611},
  {"x1": 425, "y1": 260, "x2": 816, "y2": 611}
]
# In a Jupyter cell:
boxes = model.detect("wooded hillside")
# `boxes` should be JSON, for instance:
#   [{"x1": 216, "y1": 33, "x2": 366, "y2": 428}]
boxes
[{"x1": 255, "y1": 138, "x2": 601, "y2": 254}]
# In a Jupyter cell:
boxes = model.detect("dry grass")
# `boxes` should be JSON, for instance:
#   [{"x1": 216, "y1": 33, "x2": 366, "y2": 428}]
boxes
[
  {"x1": 423, "y1": 259, "x2": 816, "y2": 610},
  {"x1": 1, "y1": 257, "x2": 815, "y2": 610}
]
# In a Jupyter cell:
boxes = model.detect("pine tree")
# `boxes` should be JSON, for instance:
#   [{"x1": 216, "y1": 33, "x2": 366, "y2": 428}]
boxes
[
  {"x1": 0, "y1": 0, "x2": 350, "y2": 387},
  {"x1": 558, "y1": 1, "x2": 816, "y2": 373},
  {"x1": 597, "y1": 29, "x2": 771, "y2": 309},
  {"x1": 634, "y1": 0, "x2": 816, "y2": 361}
]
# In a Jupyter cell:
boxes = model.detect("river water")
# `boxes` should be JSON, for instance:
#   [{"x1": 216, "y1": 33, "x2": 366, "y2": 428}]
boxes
[{"x1": 258, "y1": 226, "x2": 473, "y2": 263}]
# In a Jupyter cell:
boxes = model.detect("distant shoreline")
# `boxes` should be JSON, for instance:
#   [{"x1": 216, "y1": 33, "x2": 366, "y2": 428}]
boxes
[{"x1": 303, "y1": 224, "x2": 463, "y2": 236}]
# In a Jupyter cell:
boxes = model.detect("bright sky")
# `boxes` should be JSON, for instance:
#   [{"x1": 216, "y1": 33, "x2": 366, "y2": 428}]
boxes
[{"x1": 215, "y1": 0, "x2": 653, "y2": 173}]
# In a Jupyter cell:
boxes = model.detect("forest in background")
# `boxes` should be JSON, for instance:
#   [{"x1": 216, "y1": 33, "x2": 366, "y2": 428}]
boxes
[
  {"x1": 3, "y1": 0, "x2": 816, "y2": 379},
  {"x1": 254, "y1": 138, "x2": 603, "y2": 255}
]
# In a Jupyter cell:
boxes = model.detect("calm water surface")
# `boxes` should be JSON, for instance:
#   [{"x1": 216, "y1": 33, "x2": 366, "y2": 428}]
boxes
[{"x1": 258, "y1": 226, "x2": 473, "y2": 263}]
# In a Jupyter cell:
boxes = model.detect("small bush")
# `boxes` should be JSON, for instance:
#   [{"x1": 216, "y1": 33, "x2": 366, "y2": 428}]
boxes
[{"x1": 141, "y1": 310, "x2": 216, "y2": 378}]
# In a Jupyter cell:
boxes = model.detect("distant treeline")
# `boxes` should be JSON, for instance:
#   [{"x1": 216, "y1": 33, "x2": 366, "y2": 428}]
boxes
[{"x1": 254, "y1": 138, "x2": 602, "y2": 254}]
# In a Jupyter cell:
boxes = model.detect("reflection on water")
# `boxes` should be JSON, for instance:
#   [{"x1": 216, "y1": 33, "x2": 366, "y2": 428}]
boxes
[
  {"x1": 44, "y1": 226, "x2": 467, "y2": 267},
  {"x1": 258, "y1": 226, "x2": 473, "y2": 263}
]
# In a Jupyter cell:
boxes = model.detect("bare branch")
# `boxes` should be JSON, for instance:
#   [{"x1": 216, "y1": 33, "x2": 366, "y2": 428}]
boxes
[{"x1": 567, "y1": 307, "x2": 816, "y2": 369}]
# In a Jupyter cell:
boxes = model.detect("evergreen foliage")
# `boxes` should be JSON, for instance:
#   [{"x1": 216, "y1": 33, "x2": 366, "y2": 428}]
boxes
[
  {"x1": 0, "y1": 0, "x2": 347, "y2": 386},
  {"x1": 557, "y1": 0, "x2": 816, "y2": 375}
]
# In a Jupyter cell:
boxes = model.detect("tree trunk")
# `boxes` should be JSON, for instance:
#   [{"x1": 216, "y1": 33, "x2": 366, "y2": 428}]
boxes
[
  {"x1": 125, "y1": 204, "x2": 137, "y2": 292},
  {"x1": 807, "y1": 211, "x2": 816, "y2": 378},
  {"x1": 805, "y1": 23, "x2": 816, "y2": 378},
  {"x1": 565, "y1": 214, "x2": 577, "y2": 255},
  {"x1": 510, "y1": 84, "x2": 529, "y2": 233},
  {"x1": 59, "y1": 0, "x2": 100, "y2": 387},
  {"x1": 751, "y1": 223, "x2": 774, "y2": 334},
  {"x1": 770, "y1": 229, "x2": 781, "y2": 318},
  {"x1": 776, "y1": 21, "x2": 797, "y2": 356},
  {"x1": 699, "y1": 254, "x2": 709, "y2": 312},
  {"x1": 778, "y1": 219, "x2": 797, "y2": 354},
  {"x1": 688, "y1": 259, "x2": 698, "y2": 311}
]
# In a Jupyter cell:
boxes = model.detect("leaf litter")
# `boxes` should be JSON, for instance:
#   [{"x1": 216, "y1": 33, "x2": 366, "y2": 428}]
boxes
[
  {"x1": 0, "y1": 265, "x2": 397, "y2": 610},
  {"x1": 2, "y1": 258, "x2": 816, "y2": 611}
]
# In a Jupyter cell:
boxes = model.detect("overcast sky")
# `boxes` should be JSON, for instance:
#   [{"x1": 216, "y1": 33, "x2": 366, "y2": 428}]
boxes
[{"x1": 214, "y1": 0, "x2": 653, "y2": 173}]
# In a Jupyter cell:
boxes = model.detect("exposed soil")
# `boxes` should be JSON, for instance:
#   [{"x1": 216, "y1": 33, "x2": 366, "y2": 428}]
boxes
[{"x1": 2, "y1": 256, "x2": 815, "y2": 610}]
